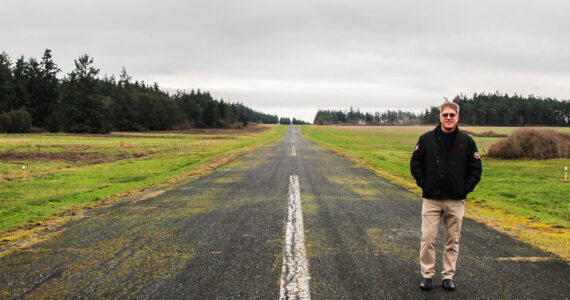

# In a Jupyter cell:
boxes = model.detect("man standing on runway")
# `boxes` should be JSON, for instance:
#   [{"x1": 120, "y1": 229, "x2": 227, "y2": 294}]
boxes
[{"x1": 410, "y1": 101, "x2": 482, "y2": 291}]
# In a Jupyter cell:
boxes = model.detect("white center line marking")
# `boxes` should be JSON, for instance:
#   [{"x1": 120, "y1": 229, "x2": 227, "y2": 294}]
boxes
[
  {"x1": 291, "y1": 145, "x2": 296, "y2": 156},
  {"x1": 280, "y1": 175, "x2": 310, "y2": 300}
]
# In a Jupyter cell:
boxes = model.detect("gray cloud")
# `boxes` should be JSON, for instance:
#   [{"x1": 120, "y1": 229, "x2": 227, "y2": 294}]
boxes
[{"x1": 2, "y1": 0, "x2": 569, "y2": 122}]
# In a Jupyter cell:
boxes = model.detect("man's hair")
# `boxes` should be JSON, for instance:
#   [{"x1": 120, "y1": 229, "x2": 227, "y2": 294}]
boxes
[{"x1": 440, "y1": 101, "x2": 460, "y2": 114}]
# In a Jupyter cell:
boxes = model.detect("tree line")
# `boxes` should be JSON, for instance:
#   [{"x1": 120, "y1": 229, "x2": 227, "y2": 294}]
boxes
[
  {"x1": 292, "y1": 118, "x2": 310, "y2": 125},
  {"x1": 313, "y1": 107, "x2": 422, "y2": 125},
  {"x1": 451, "y1": 92, "x2": 569, "y2": 126},
  {"x1": 277, "y1": 117, "x2": 310, "y2": 125},
  {"x1": 0, "y1": 49, "x2": 279, "y2": 133},
  {"x1": 315, "y1": 93, "x2": 570, "y2": 126}
]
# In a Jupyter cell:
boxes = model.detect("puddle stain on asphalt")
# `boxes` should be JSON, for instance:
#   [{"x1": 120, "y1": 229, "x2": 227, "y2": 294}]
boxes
[
  {"x1": 325, "y1": 174, "x2": 383, "y2": 199},
  {"x1": 364, "y1": 227, "x2": 419, "y2": 262},
  {"x1": 44, "y1": 232, "x2": 191, "y2": 297}
]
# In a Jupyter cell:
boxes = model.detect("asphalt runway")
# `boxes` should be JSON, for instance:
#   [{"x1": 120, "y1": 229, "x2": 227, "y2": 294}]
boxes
[{"x1": 0, "y1": 126, "x2": 568, "y2": 299}]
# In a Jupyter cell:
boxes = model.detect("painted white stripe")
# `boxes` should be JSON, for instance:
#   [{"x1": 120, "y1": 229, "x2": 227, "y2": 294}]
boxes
[
  {"x1": 280, "y1": 175, "x2": 310, "y2": 300},
  {"x1": 291, "y1": 145, "x2": 296, "y2": 156}
]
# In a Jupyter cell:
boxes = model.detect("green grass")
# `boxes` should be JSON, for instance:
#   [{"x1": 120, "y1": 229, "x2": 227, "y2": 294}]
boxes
[
  {"x1": 0, "y1": 125, "x2": 287, "y2": 232},
  {"x1": 300, "y1": 125, "x2": 570, "y2": 258}
]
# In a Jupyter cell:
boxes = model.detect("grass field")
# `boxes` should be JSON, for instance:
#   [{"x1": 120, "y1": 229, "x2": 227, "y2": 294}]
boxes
[
  {"x1": 0, "y1": 125, "x2": 287, "y2": 235},
  {"x1": 299, "y1": 125, "x2": 570, "y2": 259}
]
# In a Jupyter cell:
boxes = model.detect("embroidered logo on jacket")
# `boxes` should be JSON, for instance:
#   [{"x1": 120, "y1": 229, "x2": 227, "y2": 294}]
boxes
[
  {"x1": 474, "y1": 152, "x2": 481, "y2": 159},
  {"x1": 414, "y1": 144, "x2": 420, "y2": 152}
]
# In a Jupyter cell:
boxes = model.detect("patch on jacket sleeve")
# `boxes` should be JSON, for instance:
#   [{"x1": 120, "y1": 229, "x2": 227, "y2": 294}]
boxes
[
  {"x1": 474, "y1": 152, "x2": 481, "y2": 159},
  {"x1": 414, "y1": 144, "x2": 420, "y2": 152}
]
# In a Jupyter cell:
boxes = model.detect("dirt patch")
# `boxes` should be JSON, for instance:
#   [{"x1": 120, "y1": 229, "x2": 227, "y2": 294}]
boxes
[
  {"x1": 0, "y1": 138, "x2": 32, "y2": 143},
  {"x1": 0, "y1": 151, "x2": 146, "y2": 164},
  {"x1": 59, "y1": 124, "x2": 270, "y2": 138},
  {"x1": 201, "y1": 136, "x2": 231, "y2": 139},
  {"x1": 163, "y1": 123, "x2": 271, "y2": 135},
  {"x1": 463, "y1": 130, "x2": 508, "y2": 137},
  {"x1": 62, "y1": 133, "x2": 177, "y2": 139}
]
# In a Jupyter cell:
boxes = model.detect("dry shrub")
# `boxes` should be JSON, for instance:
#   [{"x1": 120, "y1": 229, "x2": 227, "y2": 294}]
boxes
[{"x1": 488, "y1": 128, "x2": 570, "y2": 159}]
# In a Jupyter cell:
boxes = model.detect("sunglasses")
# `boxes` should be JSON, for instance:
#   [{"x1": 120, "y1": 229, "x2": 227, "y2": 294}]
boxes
[{"x1": 441, "y1": 113, "x2": 456, "y2": 118}]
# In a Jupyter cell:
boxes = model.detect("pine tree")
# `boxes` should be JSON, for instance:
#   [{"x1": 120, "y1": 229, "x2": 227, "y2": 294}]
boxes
[
  {"x1": 33, "y1": 49, "x2": 60, "y2": 127},
  {"x1": 56, "y1": 55, "x2": 110, "y2": 133},
  {"x1": 0, "y1": 52, "x2": 15, "y2": 112},
  {"x1": 23, "y1": 57, "x2": 42, "y2": 124},
  {"x1": 11, "y1": 56, "x2": 29, "y2": 111},
  {"x1": 111, "y1": 67, "x2": 140, "y2": 130}
]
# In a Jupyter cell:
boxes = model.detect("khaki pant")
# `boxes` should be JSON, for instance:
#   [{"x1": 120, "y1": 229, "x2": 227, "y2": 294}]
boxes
[{"x1": 420, "y1": 198, "x2": 465, "y2": 280}]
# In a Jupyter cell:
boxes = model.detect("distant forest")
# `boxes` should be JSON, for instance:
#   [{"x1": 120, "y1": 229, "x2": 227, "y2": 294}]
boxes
[
  {"x1": 314, "y1": 92, "x2": 570, "y2": 126},
  {"x1": 314, "y1": 108, "x2": 421, "y2": 125},
  {"x1": 0, "y1": 49, "x2": 279, "y2": 133},
  {"x1": 278, "y1": 117, "x2": 309, "y2": 125}
]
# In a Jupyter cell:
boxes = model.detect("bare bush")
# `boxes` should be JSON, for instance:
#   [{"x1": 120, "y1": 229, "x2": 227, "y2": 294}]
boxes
[{"x1": 488, "y1": 128, "x2": 570, "y2": 159}]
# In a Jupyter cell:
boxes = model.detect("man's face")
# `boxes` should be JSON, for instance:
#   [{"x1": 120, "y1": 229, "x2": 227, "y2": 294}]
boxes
[{"x1": 440, "y1": 107, "x2": 459, "y2": 132}]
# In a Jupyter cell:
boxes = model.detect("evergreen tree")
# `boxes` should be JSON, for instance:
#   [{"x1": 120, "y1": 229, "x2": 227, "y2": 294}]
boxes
[
  {"x1": 279, "y1": 117, "x2": 291, "y2": 125},
  {"x1": 0, "y1": 52, "x2": 15, "y2": 112},
  {"x1": 202, "y1": 100, "x2": 220, "y2": 127},
  {"x1": 236, "y1": 104, "x2": 249, "y2": 126},
  {"x1": 56, "y1": 55, "x2": 111, "y2": 133},
  {"x1": 137, "y1": 92, "x2": 177, "y2": 130},
  {"x1": 22, "y1": 57, "x2": 42, "y2": 124},
  {"x1": 453, "y1": 92, "x2": 569, "y2": 126},
  {"x1": 174, "y1": 91, "x2": 204, "y2": 127},
  {"x1": 423, "y1": 106, "x2": 439, "y2": 124},
  {"x1": 2, "y1": 49, "x2": 284, "y2": 132},
  {"x1": 0, "y1": 108, "x2": 32, "y2": 133},
  {"x1": 11, "y1": 56, "x2": 29, "y2": 111},
  {"x1": 292, "y1": 118, "x2": 309, "y2": 125},
  {"x1": 99, "y1": 74, "x2": 116, "y2": 97},
  {"x1": 33, "y1": 49, "x2": 60, "y2": 127},
  {"x1": 111, "y1": 67, "x2": 140, "y2": 130}
]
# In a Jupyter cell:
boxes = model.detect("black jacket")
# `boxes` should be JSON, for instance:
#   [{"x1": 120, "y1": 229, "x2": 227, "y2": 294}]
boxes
[{"x1": 410, "y1": 125, "x2": 482, "y2": 200}]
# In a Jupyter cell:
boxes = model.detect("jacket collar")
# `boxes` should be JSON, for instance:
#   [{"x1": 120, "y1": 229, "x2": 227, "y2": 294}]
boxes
[{"x1": 434, "y1": 124, "x2": 459, "y2": 137}]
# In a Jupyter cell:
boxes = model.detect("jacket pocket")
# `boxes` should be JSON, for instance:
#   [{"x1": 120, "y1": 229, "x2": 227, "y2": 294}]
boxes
[
  {"x1": 462, "y1": 183, "x2": 472, "y2": 195},
  {"x1": 418, "y1": 178, "x2": 425, "y2": 188},
  {"x1": 423, "y1": 176, "x2": 437, "y2": 195},
  {"x1": 447, "y1": 176, "x2": 465, "y2": 198}
]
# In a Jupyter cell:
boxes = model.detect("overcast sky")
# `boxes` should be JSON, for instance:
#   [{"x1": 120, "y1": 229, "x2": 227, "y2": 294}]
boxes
[{"x1": 2, "y1": 0, "x2": 569, "y2": 122}]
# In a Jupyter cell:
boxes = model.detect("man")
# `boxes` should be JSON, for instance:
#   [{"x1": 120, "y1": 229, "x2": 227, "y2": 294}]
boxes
[{"x1": 410, "y1": 101, "x2": 482, "y2": 291}]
